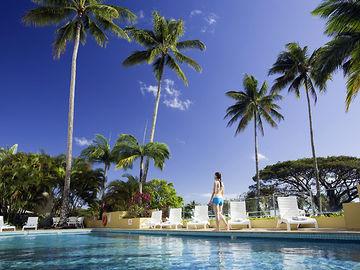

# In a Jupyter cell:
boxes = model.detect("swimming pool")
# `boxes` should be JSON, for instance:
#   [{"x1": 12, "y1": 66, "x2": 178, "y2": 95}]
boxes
[{"x1": 0, "y1": 232, "x2": 359, "y2": 269}]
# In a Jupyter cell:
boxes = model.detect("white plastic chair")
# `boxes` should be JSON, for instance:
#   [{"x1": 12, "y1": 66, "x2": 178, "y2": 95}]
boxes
[
  {"x1": 146, "y1": 210, "x2": 163, "y2": 228},
  {"x1": 161, "y1": 208, "x2": 182, "y2": 229},
  {"x1": 67, "y1": 217, "x2": 78, "y2": 227},
  {"x1": 0, "y1": 216, "x2": 16, "y2": 232},
  {"x1": 277, "y1": 196, "x2": 318, "y2": 231},
  {"x1": 52, "y1": 217, "x2": 60, "y2": 227},
  {"x1": 22, "y1": 217, "x2": 38, "y2": 231},
  {"x1": 186, "y1": 205, "x2": 209, "y2": 229},
  {"x1": 77, "y1": 217, "x2": 84, "y2": 228},
  {"x1": 228, "y1": 201, "x2": 251, "y2": 229}
]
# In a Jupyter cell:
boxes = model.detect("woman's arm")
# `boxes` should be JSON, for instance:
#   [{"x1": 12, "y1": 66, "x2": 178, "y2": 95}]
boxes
[{"x1": 208, "y1": 181, "x2": 216, "y2": 205}]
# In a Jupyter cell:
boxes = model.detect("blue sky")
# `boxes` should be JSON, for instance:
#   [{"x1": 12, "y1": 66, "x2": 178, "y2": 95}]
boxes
[{"x1": 1, "y1": 1, "x2": 359, "y2": 203}]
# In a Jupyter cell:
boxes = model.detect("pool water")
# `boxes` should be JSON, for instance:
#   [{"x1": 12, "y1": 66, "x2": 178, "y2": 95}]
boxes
[{"x1": 0, "y1": 232, "x2": 360, "y2": 269}]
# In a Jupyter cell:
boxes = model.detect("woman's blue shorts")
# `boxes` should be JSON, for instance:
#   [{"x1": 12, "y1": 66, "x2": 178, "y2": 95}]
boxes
[{"x1": 212, "y1": 197, "x2": 223, "y2": 206}]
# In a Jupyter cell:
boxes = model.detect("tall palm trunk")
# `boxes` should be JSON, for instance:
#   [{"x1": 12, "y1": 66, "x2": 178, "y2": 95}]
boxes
[
  {"x1": 101, "y1": 164, "x2": 108, "y2": 199},
  {"x1": 98, "y1": 163, "x2": 108, "y2": 220},
  {"x1": 143, "y1": 65, "x2": 164, "y2": 184},
  {"x1": 139, "y1": 156, "x2": 144, "y2": 194},
  {"x1": 59, "y1": 22, "x2": 81, "y2": 226},
  {"x1": 254, "y1": 112, "x2": 261, "y2": 213},
  {"x1": 305, "y1": 86, "x2": 322, "y2": 214},
  {"x1": 149, "y1": 78, "x2": 162, "y2": 143}
]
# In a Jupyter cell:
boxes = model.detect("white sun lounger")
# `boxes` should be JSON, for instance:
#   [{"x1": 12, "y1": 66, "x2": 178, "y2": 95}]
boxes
[
  {"x1": 146, "y1": 210, "x2": 163, "y2": 228},
  {"x1": 161, "y1": 208, "x2": 182, "y2": 229},
  {"x1": 22, "y1": 217, "x2": 38, "y2": 231},
  {"x1": 77, "y1": 217, "x2": 84, "y2": 228},
  {"x1": 0, "y1": 216, "x2": 16, "y2": 232},
  {"x1": 186, "y1": 205, "x2": 209, "y2": 229},
  {"x1": 277, "y1": 196, "x2": 318, "y2": 231},
  {"x1": 228, "y1": 201, "x2": 251, "y2": 229},
  {"x1": 67, "y1": 216, "x2": 78, "y2": 227},
  {"x1": 52, "y1": 217, "x2": 60, "y2": 227}
]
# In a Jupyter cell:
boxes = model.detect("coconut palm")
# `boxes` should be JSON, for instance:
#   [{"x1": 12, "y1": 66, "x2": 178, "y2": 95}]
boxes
[
  {"x1": 80, "y1": 134, "x2": 117, "y2": 197},
  {"x1": 269, "y1": 42, "x2": 323, "y2": 213},
  {"x1": 312, "y1": 0, "x2": 360, "y2": 109},
  {"x1": 80, "y1": 134, "x2": 116, "y2": 183},
  {"x1": 23, "y1": 0, "x2": 136, "y2": 225},
  {"x1": 113, "y1": 134, "x2": 170, "y2": 193},
  {"x1": 123, "y1": 11, "x2": 205, "y2": 181},
  {"x1": 104, "y1": 174, "x2": 139, "y2": 211},
  {"x1": 225, "y1": 74, "x2": 284, "y2": 200}
]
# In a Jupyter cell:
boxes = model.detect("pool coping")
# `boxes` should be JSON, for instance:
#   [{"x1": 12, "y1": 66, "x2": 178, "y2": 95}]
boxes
[
  {"x1": 1, "y1": 228, "x2": 359, "y2": 242},
  {"x1": 91, "y1": 228, "x2": 360, "y2": 242},
  {"x1": 0, "y1": 229, "x2": 92, "y2": 237}
]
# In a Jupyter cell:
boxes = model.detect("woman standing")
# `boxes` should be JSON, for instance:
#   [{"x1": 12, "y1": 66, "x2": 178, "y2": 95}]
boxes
[{"x1": 209, "y1": 172, "x2": 229, "y2": 231}]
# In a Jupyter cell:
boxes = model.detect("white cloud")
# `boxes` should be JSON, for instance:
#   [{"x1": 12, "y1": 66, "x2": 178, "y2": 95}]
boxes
[
  {"x1": 176, "y1": 138, "x2": 186, "y2": 145},
  {"x1": 138, "y1": 10, "x2": 145, "y2": 19},
  {"x1": 205, "y1": 13, "x2": 218, "y2": 25},
  {"x1": 139, "y1": 81, "x2": 157, "y2": 97},
  {"x1": 201, "y1": 13, "x2": 219, "y2": 33},
  {"x1": 75, "y1": 137, "x2": 92, "y2": 147},
  {"x1": 139, "y1": 79, "x2": 192, "y2": 111},
  {"x1": 252, "y1": 153, "x2": 268, "y2": 161},
  {"x1": 190, "y1": 9, "x2": 202, "y2": 17}
]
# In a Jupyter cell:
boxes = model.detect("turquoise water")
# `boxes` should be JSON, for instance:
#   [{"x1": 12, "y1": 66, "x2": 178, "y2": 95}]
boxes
[{"x1": 0, "y1": 232, "x2": 360, "y2": 269}]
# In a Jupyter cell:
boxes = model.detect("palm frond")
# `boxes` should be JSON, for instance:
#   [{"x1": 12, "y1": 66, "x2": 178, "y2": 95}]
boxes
[
  {"x1": 31, "y1": 0, "x2": 71, "y2": 7},
  {"x1": 312, "y1": 0, "x2": 360, "y2": 35},
  {"x1": 173, "y1": 51, "x2": 202, "y2": 72},
  {"x1": 225, "y1": 75, "x2": 283, "y2": 136},
  {"x1": 123, "y1": 50, "x2": 151, "y2": 66},
  {"x1": 88, "y1": 21, "x2": 108, "y2": 47},
  {"x1": 115, "y1": 155, "x2": 138, "y2": 169},
  {"x1": 126, "y1": 27, "x2": 157, "y2": 48},
  {"x1": 345, "y1": 64, "x2": 360, "y2": 110},
  {"x1": 152, "y1": 56, "x2": 165, "y2": 82},
  {"x1": 86, "y1": 4, "x2": 120, "y2": 20},
  {"x1": 23, "y1": 6, "x2": 74, "y2": 26},
  {"x1": 176, "y1": 40, "x2": 206, "y2": 51},
  {"x1": 144, "y1": 142, "x2": 170, "y2": 170},
  {"x1": 166, "y1": 55, "x2": 188, "y2": 85},
  {"x1": 152, "y1": 11, "x2": 167, "y2": 40},
  {"x1": 94, "y1": 16, "x2": 129, "y2": 41},
  {"x1": 53, "y1": 21, "x2": 77, "y2": 59},
  {"x1": 108, "y1": 5, "x2": 137, "y2": 22}
]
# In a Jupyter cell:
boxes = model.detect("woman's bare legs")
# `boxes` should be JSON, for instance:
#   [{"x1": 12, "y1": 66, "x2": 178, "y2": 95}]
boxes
[
  {"x1": 213, "y1": 204, "x2": 220, "y2": 231},
  {"x1": 219, "y1": 204, "x2": 229, "y2": 230}
]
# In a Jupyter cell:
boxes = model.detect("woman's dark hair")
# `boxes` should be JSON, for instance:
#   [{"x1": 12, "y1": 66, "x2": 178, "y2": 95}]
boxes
[{"x1": 215, "y1": 172, "x2": 223, "y2": 187}]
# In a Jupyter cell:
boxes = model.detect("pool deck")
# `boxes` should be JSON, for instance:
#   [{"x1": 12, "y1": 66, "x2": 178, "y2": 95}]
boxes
[{"x1": 1, "y1": 228, "x2": 360, "y2": 242}]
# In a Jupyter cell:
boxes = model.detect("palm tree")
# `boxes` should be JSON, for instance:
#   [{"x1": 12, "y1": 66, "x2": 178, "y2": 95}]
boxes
[
  {"x1": 123, "y1": 11, "x2": 205, "y2": 181},
  {"x1": 269, "y1": 42, "x2": 323, "y2": 213},
  {"x1": 80, "y1": 134, "x2": 116, "y2": 186},
  {"x1": 23, "y1": 0, "x2": 136, "y2": 225},
  {"x1": 312, "y1": 0, "x2": 360, "y2": 110},
  {"x1": 113, "y1": 134, "x2": 170, "y2": 193},
  {"x1": 104, "y1": 174, "x2": 139, "y2": 211},
  {"x1": 80, "y1": 134, "x2": 117, "y2": 203},
  {"x1": 225, "y1": 74, "x2": 284, "y2": 200}
]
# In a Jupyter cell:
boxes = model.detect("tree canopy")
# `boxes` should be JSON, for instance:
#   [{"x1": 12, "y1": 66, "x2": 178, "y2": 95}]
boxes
[
  {"x1": 0, "y1": 152, "x2": 104, "y2": 225},
  {"x1": 256, "y1": 156, "x2": 360, "y2": 211}
]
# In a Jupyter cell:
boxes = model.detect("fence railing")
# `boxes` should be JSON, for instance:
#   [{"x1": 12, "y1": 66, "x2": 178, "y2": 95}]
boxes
[{"x1": 183, "y1": 187, "x2": 358, "y2": 219}]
